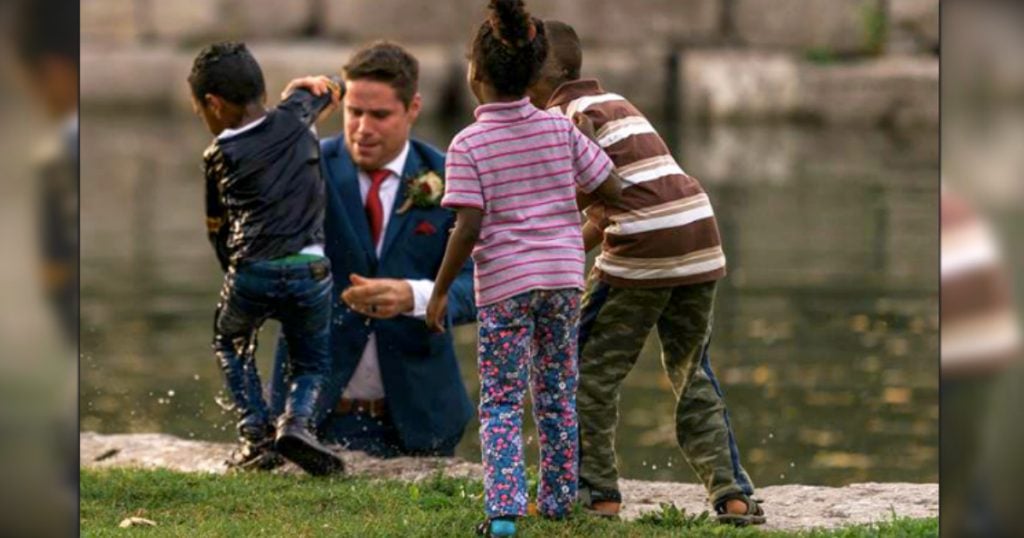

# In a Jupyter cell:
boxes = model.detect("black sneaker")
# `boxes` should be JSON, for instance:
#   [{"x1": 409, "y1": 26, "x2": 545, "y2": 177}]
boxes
[
  {"x1": 275, "y1": 417, "x2": 345, "y2": 476},
  {"x1": 226, "y1": 438, "x2": 285, "y2": 471}
]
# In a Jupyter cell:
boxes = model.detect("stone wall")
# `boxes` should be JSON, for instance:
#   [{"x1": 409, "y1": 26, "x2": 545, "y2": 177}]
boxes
[{"x1": 82, "y1": 0, "x2": 938, "y2": 126}]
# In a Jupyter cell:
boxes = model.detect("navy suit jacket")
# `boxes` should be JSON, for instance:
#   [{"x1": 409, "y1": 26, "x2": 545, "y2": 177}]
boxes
[{"x1": 272, "y1": 136, "x2": 476, "y2": 453}]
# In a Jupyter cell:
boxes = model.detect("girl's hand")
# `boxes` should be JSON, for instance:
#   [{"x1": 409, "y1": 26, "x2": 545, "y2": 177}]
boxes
[
  {"x1": 572, "y1": 112, "x2": 597, "y2": 141},
  {"x1": 426, "y1": 293, "x2": 449, "y2": 333}
]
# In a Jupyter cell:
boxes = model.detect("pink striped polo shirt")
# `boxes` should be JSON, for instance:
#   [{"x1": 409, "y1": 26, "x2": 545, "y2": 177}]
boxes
[{"x1": 442, "y1": 97, "x2": 613, "y2": 306}]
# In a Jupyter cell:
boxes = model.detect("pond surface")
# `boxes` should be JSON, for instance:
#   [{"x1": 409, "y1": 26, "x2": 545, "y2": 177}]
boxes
[{"x1": 80, "y1": 112, "x2": 938, "y2": 487}]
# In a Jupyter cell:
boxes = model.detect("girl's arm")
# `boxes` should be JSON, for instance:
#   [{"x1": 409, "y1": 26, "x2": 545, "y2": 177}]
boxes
[
  {"x1": 582, "y1": 219, "x2": 604, "y2": 253},
  {"x1": 426, "y1": 207, "x2": 483, "y2": 332},
  {"x1": 572, "y1": 112, "x2": 624, "y2": 208},
  {"x1": 591, "y1": 169, "x2": 624, "y2": 206}
]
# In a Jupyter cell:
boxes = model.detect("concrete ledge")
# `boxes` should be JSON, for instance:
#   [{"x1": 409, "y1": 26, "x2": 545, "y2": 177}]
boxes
[
  {"x1": 81, "y1": 432, "x2": 938, "y2": 532},
  {"x1": 82, "y1": 43, "x2": 938, "y2": 127},
  {"x1": 679, "y1": 50, "x2": 938, "y2": 126},
  {"x1": 733, "y1": 0, "x2": 886, "y2": 55}
]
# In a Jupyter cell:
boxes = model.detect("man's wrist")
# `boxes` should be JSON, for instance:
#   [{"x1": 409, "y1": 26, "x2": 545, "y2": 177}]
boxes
[{"x1": 405, "y1": 279, "x2": 435, "y2": 319}]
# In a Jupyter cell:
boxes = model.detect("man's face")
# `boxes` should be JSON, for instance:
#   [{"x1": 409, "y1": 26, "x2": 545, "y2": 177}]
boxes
[{"x1": 343, "y1": 79, "x2": 421, "y2": 171}]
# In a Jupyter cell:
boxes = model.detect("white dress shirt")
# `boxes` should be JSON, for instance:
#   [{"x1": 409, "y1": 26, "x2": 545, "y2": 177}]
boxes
[{"x1": 342, "y1": 141, "x2": 435, "y2": 401}]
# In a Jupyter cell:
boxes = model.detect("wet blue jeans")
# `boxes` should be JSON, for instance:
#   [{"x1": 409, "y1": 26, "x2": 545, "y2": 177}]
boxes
[{"x1": 212, "y1": 257, "x2": 333, "y2": 440}]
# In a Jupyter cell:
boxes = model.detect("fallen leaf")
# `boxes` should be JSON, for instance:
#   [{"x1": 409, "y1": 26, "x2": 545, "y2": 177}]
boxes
[{"x1": 118, "y1": 517, "x2": 157, "y2": 528}]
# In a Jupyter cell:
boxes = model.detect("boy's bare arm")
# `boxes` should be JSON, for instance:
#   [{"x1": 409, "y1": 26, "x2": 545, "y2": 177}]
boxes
[{"x1": 426, "y1": 207, "x2": 483, "y2": 332}]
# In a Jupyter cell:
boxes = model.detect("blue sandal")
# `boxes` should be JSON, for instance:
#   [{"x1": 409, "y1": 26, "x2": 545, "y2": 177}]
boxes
[{"x1": 475, "y1": 518, "x2": 516, "y2": 537}]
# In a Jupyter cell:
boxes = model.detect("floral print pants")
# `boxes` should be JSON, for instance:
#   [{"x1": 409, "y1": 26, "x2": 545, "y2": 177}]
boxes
[{"x1": 477, "y1": 288, "x2": 581, "y2": 519}]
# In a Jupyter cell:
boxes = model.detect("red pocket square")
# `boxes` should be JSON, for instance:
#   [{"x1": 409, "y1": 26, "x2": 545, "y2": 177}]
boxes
[{"x1": 414, "y1": 220, "x2": 437, "y2": 236}]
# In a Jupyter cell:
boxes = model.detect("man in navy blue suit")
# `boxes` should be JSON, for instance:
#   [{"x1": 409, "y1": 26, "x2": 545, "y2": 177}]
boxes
[{"x1": 272, "y1": 42, "x2": 476, "y2": 458}]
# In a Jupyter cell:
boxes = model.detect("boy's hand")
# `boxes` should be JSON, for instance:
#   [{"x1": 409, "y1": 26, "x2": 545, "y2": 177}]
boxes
[
  {"x1": 572, "y1": 112, "x2": 597, "y2": 141},
  {"x1": 425, "y1": 293, "x2": 448, "y2": 333}
]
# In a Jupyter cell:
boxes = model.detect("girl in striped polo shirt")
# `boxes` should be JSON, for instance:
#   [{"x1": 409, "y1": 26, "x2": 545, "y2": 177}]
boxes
[{"x1": 425, "y1": 1, "x2": 621, "y2": 535}]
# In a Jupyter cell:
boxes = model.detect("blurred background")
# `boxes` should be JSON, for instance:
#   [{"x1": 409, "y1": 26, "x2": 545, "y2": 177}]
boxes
[
  {"x1": 80, "y1": 0, "x2": 938, "y2": 494},
  {"x1": 942, "y1": 1, "x2": 1024, "y2": 536},
  {"x1": 0, "y1": 0, "x2": 78, "y2": 535}
]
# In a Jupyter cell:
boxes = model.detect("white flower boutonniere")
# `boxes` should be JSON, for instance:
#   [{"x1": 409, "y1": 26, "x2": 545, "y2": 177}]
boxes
[{"x1": 397, "y1": 170, "x2": 445, "y2": 214}]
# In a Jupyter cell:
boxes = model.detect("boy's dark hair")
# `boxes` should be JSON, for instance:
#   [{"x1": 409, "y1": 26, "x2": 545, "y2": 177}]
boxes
[
  {"x1": 343, "y1": 41, "x2": 420, "y2": 107},
  {"x1": 471, "y1": 0, "x2": 548, "y2": 97},
  {"x1": 544, "y1": 20, "x2": 582, "y2": 81},
  {"x1": 12, "y1": 0, "x2": 79, "y2": 68},
  {"x1": 188, "y1": 42, "x2": 266, "y2": 106}
]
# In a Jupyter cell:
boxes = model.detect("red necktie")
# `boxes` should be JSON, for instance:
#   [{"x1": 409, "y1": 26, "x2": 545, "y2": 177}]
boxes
[{"x1": 365, "y1": 169, "x2": 390, "y2": 248}]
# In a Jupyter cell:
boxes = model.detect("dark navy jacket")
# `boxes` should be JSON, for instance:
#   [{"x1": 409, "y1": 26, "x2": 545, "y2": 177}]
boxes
[{"x1": 272, "y1": 136, "x2": 476, "y2": 453}]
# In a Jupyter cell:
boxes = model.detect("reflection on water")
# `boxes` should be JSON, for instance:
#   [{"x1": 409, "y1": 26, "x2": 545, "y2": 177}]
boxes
[{"x1": 80, "y1": 113, "x2": 938, "y2": 487}]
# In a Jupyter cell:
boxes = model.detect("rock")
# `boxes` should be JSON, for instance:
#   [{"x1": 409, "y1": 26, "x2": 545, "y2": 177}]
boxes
[
  {"x1": 732, "y1": 0, "x2": 886, "y2": 55},
  {"x1": 150, "y1": 0, "x2": 221, "y2": 44},
  {"x1": 82, "y1": 0, "x2": 142, "y2": 44},
  {"x1": 888, "y1": 0, "x2": 939, "y2": 54},
  {"x1": 580, "y1": 47, "x2": 670, "y2": 117},
  {"x1": 802, "y1": 55, "x2": 938, "y2": 128},
  {"x1": 680, "y1": 50, "x2": 802, "y2": 121},
  {"x1": 677, "y1": 50, "x2": 938, "y2": 127},
  {"x1": 81, "y1": 46, "x2": 193, "y2": 110},
  {"x1": 81, "y1": 432, "x2": 938, "y2": 532},
  {"x1": 321, "y1": 0, "x2": 720, "y2": 47},
  {"x1": 545, "y1": 0, "x2": 722, "y2": 47},
  {"x1": 321, "y1": 0, "x2": 509, "y2": 44},
  {"x1": 220, "y1": 0, "x2": 315, "y2": 40}
]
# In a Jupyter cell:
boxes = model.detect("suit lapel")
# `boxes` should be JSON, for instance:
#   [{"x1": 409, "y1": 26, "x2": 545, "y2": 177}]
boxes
[
  {"x1": 379, "y1": 146, "x2": 421, "y2": 261},
  {"x1": 325, "y1": 141, "x2": 377, "y2": 265}
]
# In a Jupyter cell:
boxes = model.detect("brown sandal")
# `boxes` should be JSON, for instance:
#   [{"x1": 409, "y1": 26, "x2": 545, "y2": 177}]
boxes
[{"x1": 715, "y1": 493, "x2": 766, "y2": 526}]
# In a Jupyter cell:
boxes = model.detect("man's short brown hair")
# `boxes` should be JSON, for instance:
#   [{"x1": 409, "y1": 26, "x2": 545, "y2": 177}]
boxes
[{"x1": 343, "y1": 41, "x2": 419, "y2": 107}]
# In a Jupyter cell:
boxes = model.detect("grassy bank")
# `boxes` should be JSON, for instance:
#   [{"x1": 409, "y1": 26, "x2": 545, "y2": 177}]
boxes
[{"x1": 81, "y1": 469, "x2": 937, "y2": 537}]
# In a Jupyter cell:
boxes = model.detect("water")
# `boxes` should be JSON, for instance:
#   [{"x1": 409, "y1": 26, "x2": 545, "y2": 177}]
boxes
[{"x1": 80, "y1": 112, "x2": 938, "y2": 487}]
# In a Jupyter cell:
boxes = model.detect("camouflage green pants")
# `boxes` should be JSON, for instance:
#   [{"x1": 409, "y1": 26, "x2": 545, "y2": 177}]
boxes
[{"x1": 577, "y1": 277, "x2": 755, "y2": 505}]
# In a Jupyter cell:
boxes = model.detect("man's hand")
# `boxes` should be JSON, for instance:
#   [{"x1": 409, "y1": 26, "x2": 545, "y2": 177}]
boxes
[
  {"x1": 425, "y1": 293, "x2": 448, "y2": 333},
  {"x1": 572, "y1": 112, "x2": 597, "y2": 141},
  {"x1": 282, "y1": 75, "x2": 343, "y2": 121},
  {"x1": 341, "y1": 274, "x2": 414, "y2": 319}
]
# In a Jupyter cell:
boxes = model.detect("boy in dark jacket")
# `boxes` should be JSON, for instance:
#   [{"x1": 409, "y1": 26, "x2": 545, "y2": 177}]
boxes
[{"x1": 189, "y1": 41, "x2": 344, "y2": 475}]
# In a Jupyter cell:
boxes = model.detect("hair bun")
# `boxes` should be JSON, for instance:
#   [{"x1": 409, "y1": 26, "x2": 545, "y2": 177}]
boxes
[{"x1": 488, "y1": 0, "x2": 535, "y2": 47}]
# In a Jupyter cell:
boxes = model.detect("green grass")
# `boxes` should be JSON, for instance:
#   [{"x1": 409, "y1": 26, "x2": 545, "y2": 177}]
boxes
[{"x1": 81, "y1": 469, "x2": 936, "y2": 537}]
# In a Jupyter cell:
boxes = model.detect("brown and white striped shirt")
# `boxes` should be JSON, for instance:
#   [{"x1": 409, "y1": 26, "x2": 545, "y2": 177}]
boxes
[{"x1": 545, "y1": 79, "x2": 726, "y2": 288}]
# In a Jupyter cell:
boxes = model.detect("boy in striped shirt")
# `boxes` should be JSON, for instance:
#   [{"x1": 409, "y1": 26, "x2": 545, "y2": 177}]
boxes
[{"x1": 526, "y1": 21, "x2": 764, "y2": 525}]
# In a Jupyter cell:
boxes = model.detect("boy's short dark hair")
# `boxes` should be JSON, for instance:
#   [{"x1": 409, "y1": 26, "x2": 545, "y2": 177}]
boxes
[
  {"x1": 343, "y1": 41, "x2": 419, "y2": 107},
  {"x1": 544, "y1": 20, "x2": 582, "y2": 81},
  {"x1": 188, "y1": 42, "x2": 266, "y2": 106}
]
